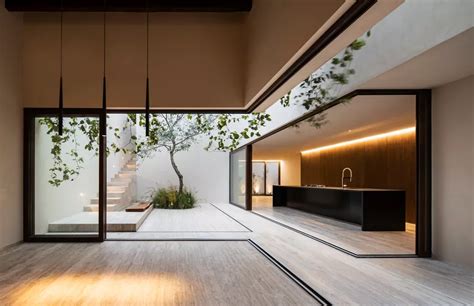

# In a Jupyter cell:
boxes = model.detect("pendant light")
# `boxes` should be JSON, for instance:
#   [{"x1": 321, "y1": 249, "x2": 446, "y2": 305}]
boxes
[
  {"x1": 58, "y1": 0, "x2": 64, "y2": 135},
  {"x1": 145, "y1": 0, "x2": 150, "y2": 137},
  {"x1": 102, "y1": 0, "x2": 107, "y2": 130}
]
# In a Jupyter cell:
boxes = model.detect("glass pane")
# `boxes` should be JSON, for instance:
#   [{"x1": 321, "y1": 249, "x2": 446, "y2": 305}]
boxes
[
  {"x1": 265, "y1": 162, "x2": 280, "y2": 195},
  {"x1": 34, "y1": 116, "x2": 99, "y2": 235},
  {"x1": 230, "y1": 148, "x2": 247, "y2": 207},
  {"x1": 252, "y1": 162, "x2": 265, "y2": 195}
]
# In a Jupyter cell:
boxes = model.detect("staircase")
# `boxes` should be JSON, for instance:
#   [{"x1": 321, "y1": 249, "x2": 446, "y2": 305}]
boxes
[{"x1": 83, "y1": 158, "x2": 137, "y2": 212}]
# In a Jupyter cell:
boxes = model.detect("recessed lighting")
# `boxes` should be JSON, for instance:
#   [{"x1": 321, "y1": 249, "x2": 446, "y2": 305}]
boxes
[{"x1": 301, "y1": 127, "x2": 416, "y2": 155}]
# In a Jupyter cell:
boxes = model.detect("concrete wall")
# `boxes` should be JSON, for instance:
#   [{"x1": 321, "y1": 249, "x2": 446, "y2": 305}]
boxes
[
  {"x1": 135, "y1": 132, "x2": 229, "y2": 204},
  {"x1": 432, "y1": 75, "x2": 474, "y2": 268},
  {"x1": 0, "y1": 1, "x2": 23, "y2": 249}
]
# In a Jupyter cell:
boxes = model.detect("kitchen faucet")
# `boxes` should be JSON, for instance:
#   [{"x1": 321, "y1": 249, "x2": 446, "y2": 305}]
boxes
[{"x1": 341, "y1": 167, "x2": 352, "y2": 188}]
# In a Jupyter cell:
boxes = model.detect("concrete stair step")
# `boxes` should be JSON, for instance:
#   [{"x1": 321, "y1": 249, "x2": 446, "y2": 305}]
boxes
[
  {"x1": 110, "y1": 177, "x2": 132, "y2": 183},
  {"x1": 90, "y1": 197, "x2": 122, "y2": 205},
  {"x1": 107, "y1": 185, "x2": 127, "y2": 191},
  {"x1": 107, "y1": 190, "x2": 127, "y2": 197},
  {"x1": 117, "y1": 173, "x2": 135, "y2": 178},
  {"x1": 114, "y1": 175, "x2": 134, "y2": 181},
  {"x1": 83, "y1": 204, "x2": 119, "y2": 212},
  {"x1": 49, "y1": 205, "x2": 152, "y2": 232}
]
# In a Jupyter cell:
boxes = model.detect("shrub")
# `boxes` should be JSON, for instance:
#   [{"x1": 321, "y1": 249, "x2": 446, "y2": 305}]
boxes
[{"x1": 151, "y1": 186, "x2": 196, "y2": 209}]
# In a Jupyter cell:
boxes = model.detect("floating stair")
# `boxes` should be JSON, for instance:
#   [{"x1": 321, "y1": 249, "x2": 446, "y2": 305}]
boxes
[{"x1": 83, "y1": 157, "x2": 137, "y2": 212}]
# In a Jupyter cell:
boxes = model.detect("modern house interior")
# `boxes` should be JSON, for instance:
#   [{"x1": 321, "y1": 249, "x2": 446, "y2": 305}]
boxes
[
  {"x1": 0, "y1": 0, "x2": 473, "y2": 305},
  {"x1": 251, "y1": 94, "x2": 417, "y2": 255}
]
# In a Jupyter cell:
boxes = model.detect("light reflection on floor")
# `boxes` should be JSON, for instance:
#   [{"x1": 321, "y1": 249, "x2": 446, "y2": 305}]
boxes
[{"x1": 8, "y1": 273, "x2": 190, "y2": 305}]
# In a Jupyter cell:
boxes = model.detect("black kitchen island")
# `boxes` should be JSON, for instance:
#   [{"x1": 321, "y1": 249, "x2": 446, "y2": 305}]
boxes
[{"x1": 272, "y1": 185, "x2": 406, "y2": 231}]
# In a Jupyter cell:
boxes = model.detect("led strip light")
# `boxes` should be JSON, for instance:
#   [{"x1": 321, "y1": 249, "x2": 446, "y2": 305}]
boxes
[{"x1": 301, "y1": 126, "x2": 416, "y2": 155}]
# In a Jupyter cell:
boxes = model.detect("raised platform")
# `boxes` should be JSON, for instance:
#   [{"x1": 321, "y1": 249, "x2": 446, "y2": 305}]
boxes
[{"x1": 48, "y1": 206, "x2": 153, "y2": 232}]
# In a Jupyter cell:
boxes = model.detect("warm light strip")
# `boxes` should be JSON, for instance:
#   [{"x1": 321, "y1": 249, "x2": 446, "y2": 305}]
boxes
[{"x1": 301, "y1": 126, "x2": 416, "y2": 155}]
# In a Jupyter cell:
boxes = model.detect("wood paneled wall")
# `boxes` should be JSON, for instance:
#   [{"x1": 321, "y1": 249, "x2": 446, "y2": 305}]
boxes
[{"x1": 301, "y1": 131, "x2": 416, "y2": 223}]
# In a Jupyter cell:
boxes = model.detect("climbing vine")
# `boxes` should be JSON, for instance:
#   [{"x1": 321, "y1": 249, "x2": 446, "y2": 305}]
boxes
[{"x1": 38, "y1": 117, "x2": 99, "y2": 187}]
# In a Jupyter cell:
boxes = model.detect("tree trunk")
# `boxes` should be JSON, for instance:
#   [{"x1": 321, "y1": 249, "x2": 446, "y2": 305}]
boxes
[{"x1": 169, "y1": 151, "x2": 184, "y2": 193}]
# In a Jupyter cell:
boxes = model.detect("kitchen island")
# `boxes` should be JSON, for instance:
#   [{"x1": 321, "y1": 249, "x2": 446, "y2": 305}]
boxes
[{"x1": 272, "y1": 185, "x2": 405, "y2": 231}]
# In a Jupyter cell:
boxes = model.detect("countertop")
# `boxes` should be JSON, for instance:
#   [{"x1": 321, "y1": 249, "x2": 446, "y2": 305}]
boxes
[{"x1": 275, "y1": 185, "x2": 404, "y2": 192}]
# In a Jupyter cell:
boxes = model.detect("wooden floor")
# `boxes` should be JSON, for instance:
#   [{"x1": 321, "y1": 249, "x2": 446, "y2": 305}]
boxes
[
  {"x1": 0, "y1": 241, "x2": 317, "y2": 306},
  {"x1": 254, "y1": 207, "x2": 415, "y2": 255},
  {"x1": 2, "y1": 203, "x2": 473, "y2": 305}
]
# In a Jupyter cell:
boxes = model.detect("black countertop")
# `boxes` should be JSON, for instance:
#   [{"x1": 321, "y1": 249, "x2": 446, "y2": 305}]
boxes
[
  {"x1": 273, "y1": 185, "x2": 406, "y2": 231},
  {"x1": 279, "y1": 185, "x2": 404, "y2": 192}
]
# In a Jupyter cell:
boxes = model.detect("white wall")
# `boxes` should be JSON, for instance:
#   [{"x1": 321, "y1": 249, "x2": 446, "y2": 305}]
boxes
[
  {"x1": 0, "y1": 1, "x2": 23, "y2": 249},
  {"x1": 432, "y1": 75, "x2": 474, "y2": 268},
  {"x1": 136, "y1": 135, "x2": 229, "y2": 204}
]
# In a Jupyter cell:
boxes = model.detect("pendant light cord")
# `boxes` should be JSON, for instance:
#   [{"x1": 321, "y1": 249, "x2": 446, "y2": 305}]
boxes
[
  {"x1": 146, "y1": 0, "x2": 149, "y2": 79},
  {"x1": 102, "y1": 0, "x2": 107, "y2": 117},
  {"x1": 58, "y1": 0, "x2": 64, "y2": 135},
  {"x1": 60, "y1": 1, "x2": 63, "y2": 79},
  {"x1": 145, "y1": 0, "x2": 150, "y2": 136},
  {"x1": 103, "y1": 0, "x2": 106, "y2": 78}
]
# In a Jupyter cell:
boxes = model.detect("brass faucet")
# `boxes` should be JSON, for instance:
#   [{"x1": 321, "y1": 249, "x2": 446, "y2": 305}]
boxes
[{"x1": 341, "y1": 167, "x2": 352, "y2": 188}]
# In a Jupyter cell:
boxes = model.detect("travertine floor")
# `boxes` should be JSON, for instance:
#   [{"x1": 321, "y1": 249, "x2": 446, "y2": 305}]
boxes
[
  {"x1": 0, "y1": 241, "x2": 317, "y2": 306},
  {"x1": 3, "y1": 203, "x2": 473, "y2": 305},
  {"x1": 253, "y1": 206, "x2": 415, "y2": 255}
]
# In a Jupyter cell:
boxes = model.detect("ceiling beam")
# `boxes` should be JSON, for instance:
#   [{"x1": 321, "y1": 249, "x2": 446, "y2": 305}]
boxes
[{"x1": 5, "y1": 0, "x2": 252, "y2": 12}]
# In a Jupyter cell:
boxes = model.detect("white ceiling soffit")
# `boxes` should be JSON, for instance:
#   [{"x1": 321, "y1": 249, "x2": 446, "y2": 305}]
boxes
[
  {"x1": 250, "y1": 0, "x2": 404, "y2": 112},
  {"x1": 361, "y1": 27, "x2": 474, "y2": 90},
  {"x1": 253, "y1": 94, "x2": 416, "y2": 155}
]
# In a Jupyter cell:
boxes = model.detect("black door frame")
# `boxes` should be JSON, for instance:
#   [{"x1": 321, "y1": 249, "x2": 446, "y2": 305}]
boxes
[
  {"x1": 23, "y1": 108, "x2": 107, "y2": 242},
  {"x1": 230, "y1": 89, "x2": 432, "y2": 257}
]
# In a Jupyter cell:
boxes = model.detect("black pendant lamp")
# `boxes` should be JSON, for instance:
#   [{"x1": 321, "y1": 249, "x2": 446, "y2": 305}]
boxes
[
  {"x1": 58, "y1": 1, "x2": 64, "y2": 135},
  {"x1": 145, "y1": 0, "x2": 150, "y2": 137},
  {"x1": 102, "y1": 0, "x2": 107, "y2": 124}
]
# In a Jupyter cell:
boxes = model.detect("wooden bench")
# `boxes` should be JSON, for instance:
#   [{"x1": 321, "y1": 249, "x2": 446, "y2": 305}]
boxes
[{"x1": 125, "y1": 202, "x2": 152, "y2": 212}]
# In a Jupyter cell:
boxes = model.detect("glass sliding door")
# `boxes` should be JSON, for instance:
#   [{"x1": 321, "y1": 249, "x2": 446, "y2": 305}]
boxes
[
  {"x1": 229, "y1": 146, "x2": 251, "y2": 209},
  {"x1": 24, "y1": 110, "x2": 105, "y2": 241}
]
